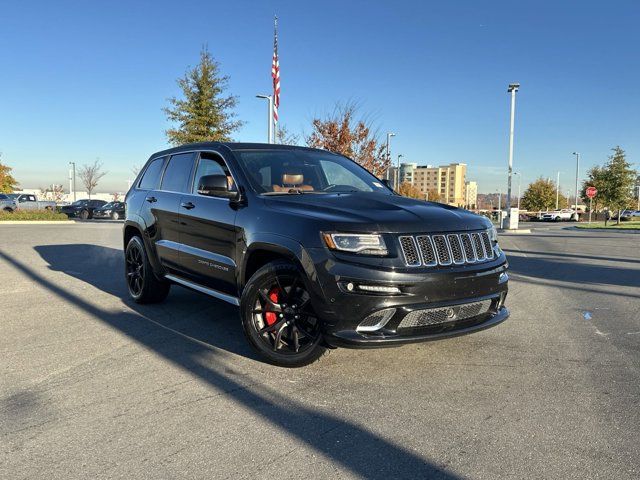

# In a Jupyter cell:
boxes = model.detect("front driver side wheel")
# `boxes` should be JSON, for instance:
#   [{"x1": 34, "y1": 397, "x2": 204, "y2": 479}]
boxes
[{"x1": 240, "y1": 260, "x2": 327, "y2": 367}]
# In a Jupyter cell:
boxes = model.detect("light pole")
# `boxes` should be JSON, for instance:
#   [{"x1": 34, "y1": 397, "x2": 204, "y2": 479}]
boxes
[
  {"x1": 256, "y1": 95, "x2": 274, "y2": 143},
  {"x1": 555, "y1": 171, "x2": 561, "y2": 210},
  {"x1": 636, "y1": 185, "x2": 640, "y2": 210},
  {"x1": 385, "y1": 132, "x2": 396, "y2": 180},
  {"x1": 396, "y1": 154, "x2": 403, "y2": 190},
  {"x1": 497, "y1": 190, "x2": 502, "y2": 224},
  {"x1": 572, "y1": 152, "x2": 580, "y2": 211},
  {"x1": 506, "y1": 83, "x2": 520, "y2": 220},
  {"x1": 513, "y1": 172, "x2": 522, "y2": 210},
  {"x1": 68, "y1": 162, "x2": 76, "y2": 202}
]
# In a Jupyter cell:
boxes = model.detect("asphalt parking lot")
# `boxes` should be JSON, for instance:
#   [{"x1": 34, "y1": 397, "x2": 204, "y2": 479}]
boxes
[{"x1": 1, "y1": 223, "x2": 639, "y2": 479}]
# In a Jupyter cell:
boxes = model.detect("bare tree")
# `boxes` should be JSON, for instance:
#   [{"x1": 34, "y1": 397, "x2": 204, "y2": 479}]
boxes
[
  {"x1": 39, "y1": 184, "x2": 65, "y2": 202},
  {"x1": 131, "y1": 165, "x2": 141, "y2": 177},
  {"x1": 78, "y1": 160, "x2": 107, "y2": 198},
  {"x1": 275, "y1": 125, "x2": 301, "y2": 146}
]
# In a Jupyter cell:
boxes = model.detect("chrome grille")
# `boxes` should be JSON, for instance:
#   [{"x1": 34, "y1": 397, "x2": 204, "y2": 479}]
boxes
[
  {"x1": 472, "y1": 233, "x2": 486, "y2": 261},
  {"x1": 399, "y1": 236, "x2": 420, "y2": 266},
  {"x1": 398, "y1": 299, "x2": 493, "y2": 329},
  {"x1": 398, "y1": 230, "x2": 495, "y2": 267},
  {"x1": 416, "y1": 236, "x2": 437, "y2": 266},
  {"x1": 432, "y1": 235, "x2": 451, "y2": 265},
  {"x1": 481, "y1": 232, "x2": 494, "y2": 260},
  {"x1": 460, "y1": 234, "x2": 476, "y2": 262},
  {"x1": 447, "y1": 234, "x2": 465, "y2": 264}
]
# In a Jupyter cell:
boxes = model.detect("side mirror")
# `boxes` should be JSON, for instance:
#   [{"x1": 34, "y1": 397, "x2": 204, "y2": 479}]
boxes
[{"x1": 197, "y1": 174, "x2": 237, "y2": 199}]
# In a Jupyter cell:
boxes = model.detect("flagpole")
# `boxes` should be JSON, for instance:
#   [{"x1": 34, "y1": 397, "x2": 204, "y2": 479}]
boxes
[{"x1": 272, "y1": 15, "x2": 279, "y2": 142}]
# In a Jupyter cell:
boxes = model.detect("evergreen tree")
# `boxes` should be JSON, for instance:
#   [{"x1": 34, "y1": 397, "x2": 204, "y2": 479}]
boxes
[
  {"x1": 164, "y1": 47, "x2": 244, "y2": 145},
  {"x1": 589, "y1": 146, "x2": 637, "y2": 223}
]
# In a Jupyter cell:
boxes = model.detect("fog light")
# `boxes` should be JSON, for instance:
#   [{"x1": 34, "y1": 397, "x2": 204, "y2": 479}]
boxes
[
  {"x1": 499, "y1": 272, "x2": 508, "y2": 284},
  {"x1": 357, "y1": 284, "x2": 401, "y2": 294},
  {"x1": 346, "y1": 282, "x2": 355, "y2": 291},
  {"x1": 357, "y1": 308, "x2": 396, "y2": 332}
]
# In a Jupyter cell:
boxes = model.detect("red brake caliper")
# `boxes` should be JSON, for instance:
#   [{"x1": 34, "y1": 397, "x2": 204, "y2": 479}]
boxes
[{"x1": 264, "y1": 287, "x2": 281, "y2": 326}]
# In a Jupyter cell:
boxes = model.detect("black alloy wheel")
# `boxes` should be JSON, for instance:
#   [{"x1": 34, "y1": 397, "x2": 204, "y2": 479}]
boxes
[
  {"x1": 241, "y1": 261, "x2": 326, "y2": 367},
  {"x1": 79, "y1": 209, "x2": 89, "y2": 220},
  {"x1": 124, "y1": 236, "x2": 170, "y2": 304}
]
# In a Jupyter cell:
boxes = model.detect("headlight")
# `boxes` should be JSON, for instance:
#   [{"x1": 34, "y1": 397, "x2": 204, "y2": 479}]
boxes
[
  {"x1": 489, "y1": 225, "x2": 498, "y2": 243},
  {"x1": 322, "y1": 233, "x2": 388, "y2": 256},
  {"x1": 103, "y1": 210, "x2": 111, "y2": 214}
]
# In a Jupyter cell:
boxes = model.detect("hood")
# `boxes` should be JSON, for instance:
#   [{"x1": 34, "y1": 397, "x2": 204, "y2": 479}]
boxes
[{"x1": 264, "y1": 192, "x2": 491, "y2": 233}]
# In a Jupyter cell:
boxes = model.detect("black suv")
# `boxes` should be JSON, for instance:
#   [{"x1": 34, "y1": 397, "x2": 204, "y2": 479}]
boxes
[{"x1": 124, "y1": 143, "x2": 509, "y2": 367}]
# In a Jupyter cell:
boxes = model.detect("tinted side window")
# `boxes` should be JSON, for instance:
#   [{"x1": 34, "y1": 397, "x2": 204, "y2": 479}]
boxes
[
  {"x1": 161, "y1": 153, "x2": 195, "y2": 193},
  {"x1": 139, "y1": 157, "x2": 165, "y2": 190}
]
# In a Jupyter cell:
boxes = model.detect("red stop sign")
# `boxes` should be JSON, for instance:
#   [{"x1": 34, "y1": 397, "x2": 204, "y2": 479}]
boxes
[{"x1": 586, "y1": 186, "x2": 597, "y2": 199}]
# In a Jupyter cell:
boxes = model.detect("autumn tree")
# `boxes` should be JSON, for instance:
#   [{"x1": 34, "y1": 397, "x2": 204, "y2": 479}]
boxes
[
  {"x1": 306, "y1": 103, "x2": 389, "y2": 177},
  {"x1": 521, "y1": 177, "x2": 567, "y2": 212},
  {"x1": 398, "y1": 182, "x2": 424, "y2": 200},
  {"x1": 426, "y1": 188, "x2": 442, "y2": 203},
  {"x1": 78, "y1": 160, "x2": 107, "y2": 198},
  {"x1": 164, "y1": 46, "x2": 244, "y2": 145},
  {"x1": 0, "y1": 153, "x2": 19, "y2": 193}
]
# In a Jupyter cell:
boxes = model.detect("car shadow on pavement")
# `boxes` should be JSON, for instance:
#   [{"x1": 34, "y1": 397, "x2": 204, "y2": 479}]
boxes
[{"x1": 3, "y1": 245, "x2": 460, "y2": 479}]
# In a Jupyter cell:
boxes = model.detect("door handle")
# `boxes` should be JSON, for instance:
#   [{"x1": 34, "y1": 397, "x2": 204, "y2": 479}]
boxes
[
  {"x1": 146, "y1": 196, "x2": 157, "y2": 203},
  {"x1": 181, "y1": 201, "x2": 195, "y2": 210}
]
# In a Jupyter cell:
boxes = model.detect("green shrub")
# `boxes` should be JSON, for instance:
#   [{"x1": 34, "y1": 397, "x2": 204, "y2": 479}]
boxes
[{"x1": 0, "y1": 209, "x2": 70, "y2": 221}]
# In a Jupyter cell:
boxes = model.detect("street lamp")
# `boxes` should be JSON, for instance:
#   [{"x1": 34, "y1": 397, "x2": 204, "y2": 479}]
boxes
[
  {"x1": 513, "y1": 172, "x2": 522, "y2": 210},
  {"x1": 506, "y1": 83, "x2": 520, "y2": 221},
  {"x1": 256, "y1": 95, "x2": 274, "y2": 143},
  {"x1": 572, "y1": 152, "x2": 580, "y2": 211},
  {"x1": 68, "y1": 162, "x2": 76, "y2": 202},
  {"x1": 396, "y1": 154, "x2": 403, "y2": 190},
  {"x1": 385, "y1": 132, "x2": 396, "y2": 180},
  {"x1": 555, "y1": 171, "x2": 563, "y2": 210}
]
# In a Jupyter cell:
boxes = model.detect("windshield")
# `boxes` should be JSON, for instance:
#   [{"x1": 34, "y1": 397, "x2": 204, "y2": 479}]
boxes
[
  {"x1": 0, "y1": 194, "x2": 7, "y2": 200},
  {"x1": 234, "y1": 150, "x2": 392, "y2": 195},
  {"x1": 6, "y1": 194, "x2": 18, "y2": 200},
  {"x1": 102, "y1": 202, "x2": 115, "y2": 208}
]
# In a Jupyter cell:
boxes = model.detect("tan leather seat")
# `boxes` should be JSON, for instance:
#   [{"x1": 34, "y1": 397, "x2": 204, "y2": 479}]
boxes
[{"x1": 273, "y1": 173, "x2": 314, "y2": 192}]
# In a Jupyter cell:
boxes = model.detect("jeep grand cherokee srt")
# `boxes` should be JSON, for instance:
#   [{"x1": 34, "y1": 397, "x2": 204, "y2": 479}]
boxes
[{"x1": 123, "y1": 143, "x2": 509, "y2": 367}]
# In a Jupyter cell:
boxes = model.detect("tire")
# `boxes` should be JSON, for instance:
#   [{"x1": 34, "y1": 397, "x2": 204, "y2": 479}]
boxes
[
  {"x1": 125, "y1": 236, "x2": 171, "y2": 304},
  {"x1": 112, "y1": 212, "x2": 120, "y2": 220},
  {"x1": 240, "y1": 260, "x2": 327, "y2": 367},
  {"x1": 3, "y1": 207, "x2": 12, "y2": 213},
  {"x1": 79, "y1": 209, "x2": 89, "y2": 220},
  {"x1": 554, "y1": 216, "x2": 560, "y2": 222}
]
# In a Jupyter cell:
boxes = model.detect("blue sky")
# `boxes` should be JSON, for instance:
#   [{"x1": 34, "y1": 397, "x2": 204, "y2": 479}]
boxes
[{"x1": 1, "y1": 0, "x2": 638, "y2": 194}]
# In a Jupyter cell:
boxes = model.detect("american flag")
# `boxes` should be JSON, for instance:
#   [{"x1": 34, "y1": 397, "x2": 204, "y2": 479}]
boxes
[{"x1": 271, "y1": 16, "x2": 280, "y2": 125}]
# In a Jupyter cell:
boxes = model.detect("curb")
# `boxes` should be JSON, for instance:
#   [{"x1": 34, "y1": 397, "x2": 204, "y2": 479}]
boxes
[
  {"x1": 498, "y1": 228, "x2": 532, "y2": 234},
  {"x1": 571, "y1": 226, "x2": 640, "y2": 234},
  {"x1": 0, "y1": 220, "x2": 75, "y2": 225}
]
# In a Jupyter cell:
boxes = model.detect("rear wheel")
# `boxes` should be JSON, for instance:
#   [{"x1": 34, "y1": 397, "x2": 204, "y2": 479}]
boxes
[
  {"x1": 125, "y1": 236, "x2": 170, "y2": 303},
  {"x1": 240, "y1": 260, "x2": 326, "y2": 367}
]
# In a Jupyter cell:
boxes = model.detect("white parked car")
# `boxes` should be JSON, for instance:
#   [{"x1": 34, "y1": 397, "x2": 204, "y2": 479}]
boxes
[{"x1": 541, "y1": 209, "x2": 579, "y2": 222}]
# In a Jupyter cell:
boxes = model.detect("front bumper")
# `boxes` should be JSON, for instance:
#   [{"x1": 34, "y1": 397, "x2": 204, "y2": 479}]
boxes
[
  {"x1": 304, "y1": 247, "x2": 509, "y2": 348},
  {"x1": 92, "y1": 211, "x2": 111, "y2": 218}
]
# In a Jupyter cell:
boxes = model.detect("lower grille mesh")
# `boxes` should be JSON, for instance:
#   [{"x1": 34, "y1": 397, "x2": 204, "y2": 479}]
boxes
[{"x1": 398, "y1": 299, "x2": 493, "y2": 329}]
